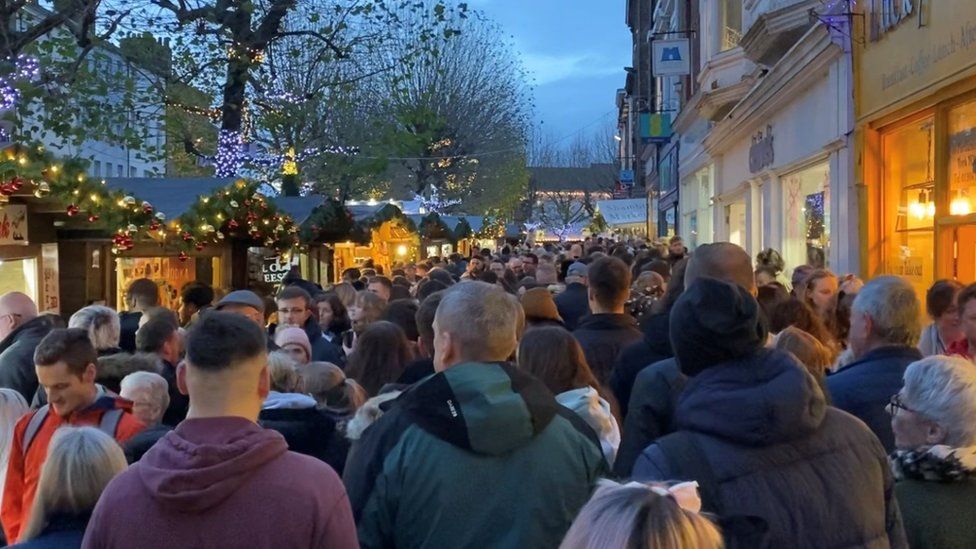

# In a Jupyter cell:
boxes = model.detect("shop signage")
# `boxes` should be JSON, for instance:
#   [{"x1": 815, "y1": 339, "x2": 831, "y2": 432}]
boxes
[
  {"x1": 749, "y1": 126, "x2": 775, "y2": 173},
  {"x1": 619, "y1": 169, "x2": 635, "y2": 186},
  {"x1": 641, "y1": 112, "x2": 673, "y2": 142},
  {"x1": 41, "y1": 243, "x2": 59, "y2": 313},
  {"x1": 651, "y1": 38, "x2": 691, "y2": 77},
  {"x1": 0, "y1": 204, "x2": 27, "y2": 245},
  {"x1": 261, "y1": 255, "x2": 290, "y2": 284},
  {"x1": 868, "y1": 0, "x2": 914, "y2": 42}
]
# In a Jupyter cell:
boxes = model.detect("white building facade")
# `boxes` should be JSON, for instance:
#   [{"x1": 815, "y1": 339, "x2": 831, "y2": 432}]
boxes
[{"x1": 668, "y1": 0, "x2": 859, "y2": 277}]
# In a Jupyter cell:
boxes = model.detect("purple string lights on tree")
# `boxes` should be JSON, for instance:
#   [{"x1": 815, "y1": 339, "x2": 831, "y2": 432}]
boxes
[
  {"x1": 214, "y1": 130, "x2": 245, "y2": 178},
  {"x1": 0, "y1": 55, "x2": 40, "y2": 111}
]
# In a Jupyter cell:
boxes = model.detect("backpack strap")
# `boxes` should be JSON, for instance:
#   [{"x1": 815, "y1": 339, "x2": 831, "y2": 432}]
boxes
[
  {"x1": 98, "y1": 408, "x2": 124, "y2": 438},
  {"x1": 655, "y1": 430, "x2": 725, "y2": 515},
  {"x1": 21, "y1": 405, "x2": 50, "y2": 457}
]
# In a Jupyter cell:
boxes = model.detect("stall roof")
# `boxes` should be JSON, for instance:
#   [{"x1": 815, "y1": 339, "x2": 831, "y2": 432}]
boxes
[
  {"x1": 596, "y1": 198, "x2": 647, "y2": 226},
  {"x1": 272, "y1": 196, "x2": 324, "y2": 225},
  {"x1": 463, "y1": 215, "x2": 485, "y2": 233},
  {"x1": 104, "y1": 177, "x2": 236, "y2": 219}
]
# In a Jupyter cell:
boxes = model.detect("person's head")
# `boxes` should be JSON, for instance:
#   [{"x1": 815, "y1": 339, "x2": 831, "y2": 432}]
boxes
[
  {"x1": 345, "y1": 321, "x2": 414, "y2": 396},
  {"x1": 756, "y1": 283, "x2": 790, "y2": 325},
  {"x1": 341, "y1": 268, "x2": 361, "y2": 283},
  {"x1": 560, "y1": 480, "x2": 722, "y2": 549},
  {"x1": 569, "y1": 243, "x2": 583, "y2": 259},
  {"x1": 849, "y1": 276, "x2": 921, "y2": 359},
  {"x1": 416, "y1": 291, "x2": 445, "y2": 359},
  {"x1": 266, "y1": 350, "x2": 301, "y2": 393},
  {"x1": 315, "y1": 292, "x2": 349, "y2": 335},
  {"x1": 586, "y1": 257, "x2": 631, "y2": 314},
  {"x1": 302, "y1": 361, "x2": 367, "y2": 413},
  {"x1": 670, "y1": 277, "x2": 767, "y2": 377},
  {"x1": 19, "y1": 427, "x2": 127, "y2": 542},
  {"x1": 775, "y1": 326, "x2": 832, "y2": 383},
  {"x1": 508, "y1": 257, "x2": 524, "y2": 277},
  {"x1": 956, "y1": 283, "x2": 976, "y2": 347},
  {"x1": 417, "y1": 279, "x2": 449, "y2": 301},
  {"x1": 382, "y1": 299, "x2": 420, "y2": 342},
  {"x1": 136, "y1": 316, "x2": 181, "y2": 364},
  {"x1": 668, "y1": 236, "x2": 686, "y2": 258},
  {"x1": 273, "y1": 326, "x2": 312, "y2": 365},
  {"x1": 803, "y1": 269, "x2": 839, "y2": 318},
  {"x1": 125, "y1": 278, "x2": 160, "y2": 311},
  {"x1": 520, "y1": 288, "x2": 564, "y2": 326},
  {"x1": 535, "y1": 263, "x2": 558, "y2": 285},
  {"x1": 179, "y1": 282, "x2": 214, "y2": 326},
  {"x1": 0, "y1": 291, "x2": 37, "y2": 341},
  {"x1": 332, "y1": 282, "x2": 357, "y2": 309},
  {"x1": 891, "y1": 355, "x2": 976, "y2": 450},
  {"x1": 433, "y1": 281, "x2": 519, "y2": 371},
  {"x1": 179, "y1": 311, "x2": 268, "y2": 420},
  {"x1": 523, "y1": 253, "x2": 538, "y2": 276},
  {"x1": 489, "y1": 259, "x2": 506, "y2": 277},
  {"x1": 645, "y1": 259, "x2": 671, "y2": 282},
  {"x1": 755, "y1": 267, "x2": 778, "y2": 288},
  {"x1": 350, "y1": 290, "x2": 388, "y2": 333},
  {"x1": 517, "y1": 326, "x2": 598, "y2": 395},
  {"x1": 367, "y1": 276, "x2": 393, "y2": 301},
  {"x1": 276, "y1": 286, "x2": 313, "y2": 328},
  {"x1": 926, "y1": 280, "x2": 963, "y2": 326},
  {"x1": 215, "y1": 290, "x2": 266, "y2": 326},
  {"x1": 791, "y1": 264, "x2": 814, "y2": 297},
  {"x1": 119, "y1": 371, "x2": 170, "y2": 426},
  {"x1": 68, "y1": 305, "x2": 121, "y2": 352},
  {"x1": 468, "y1": 256, "x2": 485, "y2": 274},
  {"x1": 138, "y1": 306, "x2": 179, "y2": 331},
  {"x1": 34, "y1": 329, "x2": 99, "y2": 417},
  {"x1": 427, "y1": 268, "x2": 455, "y2": 288},
  {"x1": 684, "y1": 242, "x2": 756, "y2": 295}
]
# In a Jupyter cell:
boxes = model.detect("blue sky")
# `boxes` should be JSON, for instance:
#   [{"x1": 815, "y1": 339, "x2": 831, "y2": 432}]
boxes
[{"x1": 467, "y1": 0, "x2": 631, "y2": 142}]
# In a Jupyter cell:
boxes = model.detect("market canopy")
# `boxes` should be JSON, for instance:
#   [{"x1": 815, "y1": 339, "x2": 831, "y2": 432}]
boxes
[
  {"x1": 104, "y1": 177, "x2": 237, "y2": 220},
  {"x1": 596, "y1": 198, "x2": 647, "y2": 226}
]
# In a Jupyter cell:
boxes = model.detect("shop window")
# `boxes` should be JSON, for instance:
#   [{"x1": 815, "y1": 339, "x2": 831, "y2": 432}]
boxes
[
  {"x1": 0, "y1": 258, "x2": 37, "y2": 302},
  {"x1": 719, "y1": 0, "x2": 742, "y2": 52},
  {"x1": 782, "y1": 162, "x2": 830, "y2": 271},
  {"x1": 116, "y1": 257, "x2": 218, "y2": 311},
  {"x1": 882, "y1": 116, "x2": 935, "y2": 298},
  {"x1": 727, "y1": 201, "x2": 747, "y2": 248},
  {"x1": 948, "y1": 100, "x2": 976, "y2": 216}
]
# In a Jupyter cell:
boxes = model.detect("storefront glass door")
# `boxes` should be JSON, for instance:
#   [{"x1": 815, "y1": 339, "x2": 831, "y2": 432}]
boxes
[
  {"x1": 782, "y1": 162, "x2": 830, "y2": 270},
  {"x1": 882, "y1": 116, "x2": 935, "y2": 298},
  {"x1": 727, "y1": 200, "x2": 747, "y2": 248}
]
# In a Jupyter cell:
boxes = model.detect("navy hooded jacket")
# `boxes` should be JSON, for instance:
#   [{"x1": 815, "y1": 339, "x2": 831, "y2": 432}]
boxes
[{"x1": 634, "y1": 349, "x2": 906, "y2": 548}]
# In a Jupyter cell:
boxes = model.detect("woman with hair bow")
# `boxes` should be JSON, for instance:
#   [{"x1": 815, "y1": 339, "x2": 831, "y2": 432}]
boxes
[{"x1": 559, "y1": 480, "x2": 721, "y2": 549}]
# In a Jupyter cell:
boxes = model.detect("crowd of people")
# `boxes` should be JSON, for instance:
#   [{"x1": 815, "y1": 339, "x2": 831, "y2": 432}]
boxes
[{"x1": 0, "y1": 233, "x2": 972, "y2": 547}]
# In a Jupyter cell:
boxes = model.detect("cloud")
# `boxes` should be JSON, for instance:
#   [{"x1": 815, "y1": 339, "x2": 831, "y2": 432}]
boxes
[{"x1": 521, "y1": 52, "x2": 622, "y2": 86}]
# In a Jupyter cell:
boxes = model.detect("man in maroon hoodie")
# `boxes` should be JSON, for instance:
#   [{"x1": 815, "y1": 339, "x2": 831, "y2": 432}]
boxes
[{"x1": 82, "y1": 311, "x2": 358, "y2": 549}]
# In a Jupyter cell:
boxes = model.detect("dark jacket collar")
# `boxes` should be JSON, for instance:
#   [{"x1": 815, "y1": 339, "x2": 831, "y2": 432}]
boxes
[
  {"x1": 302, "y1": 316, "x2": 324, "y2": 340},
  {"x1": 0, "y1": 315, "x2": 54, "y2": 350},
  {"x1": 39, "y1": 512, "x2": 91, "y2": 534},
  {"x1": 575, "y1": 313, "x2": 637, "y2": 331},
  {"x1": 842, "y1": 345, "x2": 923, "y2": 373}
]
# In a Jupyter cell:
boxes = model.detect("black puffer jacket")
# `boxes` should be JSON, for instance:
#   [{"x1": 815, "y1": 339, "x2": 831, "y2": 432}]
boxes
[
  {"x1": 258, "y1": 392, "x2": 346, "y2": 473},
  {"x1": 610, "y1": 312, "x2": 673, "y2": 416},
  {"x1": 0, "y1": 316, "x2": 56, "y2": 400},
  {"x1": 572, "y1": 313, "x2": 642, "y2": 384}
]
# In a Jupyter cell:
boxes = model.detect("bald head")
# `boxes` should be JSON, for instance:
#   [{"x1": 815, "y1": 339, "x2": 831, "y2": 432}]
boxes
[
  {"x1": 0, "y1": 292, "x2": 38, "y2": 340},
  {"x1": 685, "y1": 243, "x2": 756, "y2": 294}
]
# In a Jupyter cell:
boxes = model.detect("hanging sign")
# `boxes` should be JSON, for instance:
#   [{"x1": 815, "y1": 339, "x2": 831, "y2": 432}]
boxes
[
  {"x1": 652, "y1": 38, "x2": 691, "y2": 77},
  {"x1": 749, "y1": 126, "x2": 775, "y2": 173},
  {"x1": 0, "y1": 204, "x2": 27, "y2": 245},
  {"x1": 261, "y1": 255, "x2": 290, "y2": 284}
]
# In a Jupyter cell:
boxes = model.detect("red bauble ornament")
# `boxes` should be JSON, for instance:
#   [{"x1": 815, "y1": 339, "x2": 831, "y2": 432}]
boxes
[
  {"x1": 195, "y1": 243, "x2": 205, "y2": 251},
  {"x1": 66, "y1": 204, "x2": 79, "y2": 216},
  {"x1": 88, "y1": 214, "x2": 99, "y2": 222},
  {"x1": 181, "y1": 232, "x2": 193, "y2": 242},
  {"x1": 228, "y1": 219, "x2": 239, "y2": 229},
  {"x1": 178, "y1": 251, "x2": 189, "y2": 261},
  {"x1": 9, "y1": 177, "x2": 23, "y2": 191},
  {"x1": 148, "y1": 221, "x2": 160, "y2": 231},
  {"x1": 142, "y1": 203, "x2": 154, "y2": 214}
]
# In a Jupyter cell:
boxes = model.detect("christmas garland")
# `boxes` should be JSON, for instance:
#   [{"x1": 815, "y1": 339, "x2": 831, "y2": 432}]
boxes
[{"x1": 0, "y1": 144, "x2": 298, "y2": 258}]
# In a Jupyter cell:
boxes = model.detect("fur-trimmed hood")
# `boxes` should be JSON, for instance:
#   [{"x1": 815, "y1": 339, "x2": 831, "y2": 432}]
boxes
[{"x1": 97, "y1": 352, "x2": 163, "y2": 394}]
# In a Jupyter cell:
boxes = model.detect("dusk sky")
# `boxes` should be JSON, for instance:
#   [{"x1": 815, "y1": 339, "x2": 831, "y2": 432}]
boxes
[{"x1": 468, "y1": 0, "x2": 632, "y2": 144}]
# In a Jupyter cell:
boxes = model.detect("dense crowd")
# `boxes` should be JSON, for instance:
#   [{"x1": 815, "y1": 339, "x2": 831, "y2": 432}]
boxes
[{"x1": 0, "y1": 234, "x2": 973, "y2": 547}]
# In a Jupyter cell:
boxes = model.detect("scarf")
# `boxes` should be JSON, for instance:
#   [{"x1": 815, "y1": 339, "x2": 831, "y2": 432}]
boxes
[{"x1": 890, "y1": 444, "x2": 976, "y2": 482}]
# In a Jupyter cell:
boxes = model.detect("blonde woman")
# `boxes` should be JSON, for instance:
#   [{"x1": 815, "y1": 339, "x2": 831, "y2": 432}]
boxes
[
  {"x1": 68, "y1": 305, "x2": 122, "y2": 355},
  {"x1": 560, "y1": 480, "x2": 722, "y2": 549},
  {"x1": 17, "y1": 427, "x2": 127, "y2": 547},
  {"x1": 0, "y1": 388, "x2": 28, "y2": 499}
]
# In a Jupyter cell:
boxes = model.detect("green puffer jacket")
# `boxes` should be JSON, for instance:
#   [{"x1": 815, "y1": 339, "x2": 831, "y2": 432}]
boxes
[{"x1": 343, "y1": 362, "x2": 609, "y2": 549}]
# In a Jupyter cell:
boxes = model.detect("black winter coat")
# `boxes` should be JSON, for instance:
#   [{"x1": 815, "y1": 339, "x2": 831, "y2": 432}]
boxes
[
  {"x1": 259, "y1": 406, "x2": 347, "y2": 473},
  {"x1": 613, "y1": 357, "x2": 685, "y2": 478},
  {"x1": 0, "y1": 316, "x2": 55, "y2": 401},
  {"x1": 123, "y1": 423, "x2": 172, "y2": 463},
  {"x1": 610, "y1": 312, "x2": 673, "y2": 417},
  {"x1": 553, "y1": 283, "x2": 589, "y2": 331},
  {"x1": 572, "y1": 314, "x2": 642, "y2": 384},
  {"x1": 118, "y1": 311, "x2": 141, "y2": 353},
  {"x1": 633, "y1": 349, "x2": 907, "y2": 548}
]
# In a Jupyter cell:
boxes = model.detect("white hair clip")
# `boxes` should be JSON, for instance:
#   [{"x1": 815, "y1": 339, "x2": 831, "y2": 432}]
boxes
[{"x1": 630, "y1": 481, "x2": 703, "y2": 513}]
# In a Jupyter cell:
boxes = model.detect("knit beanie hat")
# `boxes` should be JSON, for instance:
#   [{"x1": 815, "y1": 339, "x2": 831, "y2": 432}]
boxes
[
  {"x1": 521, "y1": 287, "x2": 563, "y2": 324},
  {"x1": 274, "y1": 326, "x2": 312, "y2": 360},
  {"x1": 669, "y1": 277, "x2": 768, "y2": 377}
]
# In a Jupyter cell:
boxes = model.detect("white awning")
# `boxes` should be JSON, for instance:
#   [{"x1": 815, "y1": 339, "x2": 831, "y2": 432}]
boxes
[{"x1": 596, "y1": 199, "x2": 646, "y2": 226}]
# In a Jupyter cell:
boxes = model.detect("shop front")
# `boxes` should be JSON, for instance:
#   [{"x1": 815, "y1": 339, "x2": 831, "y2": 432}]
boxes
[
  {"x1": 679, "y1": 165, "x2": 714, "y2": 250},
  {"x1": 856, "y1": 0, "x2": 976, "y2": 294},
  {"x1": 0, "y1": 202, "x2": 60, "y2": 312}
]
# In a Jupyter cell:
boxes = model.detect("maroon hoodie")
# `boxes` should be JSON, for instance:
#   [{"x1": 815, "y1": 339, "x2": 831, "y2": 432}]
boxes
[{"x1": 82, "y1": 417, "x2": 358, "y2": 549}]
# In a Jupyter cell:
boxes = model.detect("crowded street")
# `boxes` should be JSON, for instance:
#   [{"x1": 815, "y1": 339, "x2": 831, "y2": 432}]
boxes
[{"x1": 0, "y1": 0, "x2": 973, "y2": 548}]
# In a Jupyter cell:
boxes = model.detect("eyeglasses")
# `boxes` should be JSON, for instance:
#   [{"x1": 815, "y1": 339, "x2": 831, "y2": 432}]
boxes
[{"x1": 888, "y1": 393, "x2": 915, "y2": 416}]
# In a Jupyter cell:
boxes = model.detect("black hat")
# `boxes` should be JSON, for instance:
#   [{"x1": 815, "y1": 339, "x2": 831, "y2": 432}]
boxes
[{"x1": 669, "y1": 277, "x2": 767, "y2": 377}]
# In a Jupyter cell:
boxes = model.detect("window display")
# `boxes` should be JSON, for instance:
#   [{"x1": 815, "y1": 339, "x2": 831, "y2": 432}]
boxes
[{"x1": 782, "y1": 162, "x2": 830, "y2": 271}]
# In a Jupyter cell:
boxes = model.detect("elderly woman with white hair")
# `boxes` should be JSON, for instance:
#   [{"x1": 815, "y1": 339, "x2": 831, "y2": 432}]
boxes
[
  {"x1": 889, "y1": 355, "x2": 976, "y2": 549},
  {"x1": 119, "y1": 371, "x2": 172, "y2": 464},
  {"x1": 68, "y1": 305, "x2": 122, "y2": 356}
]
